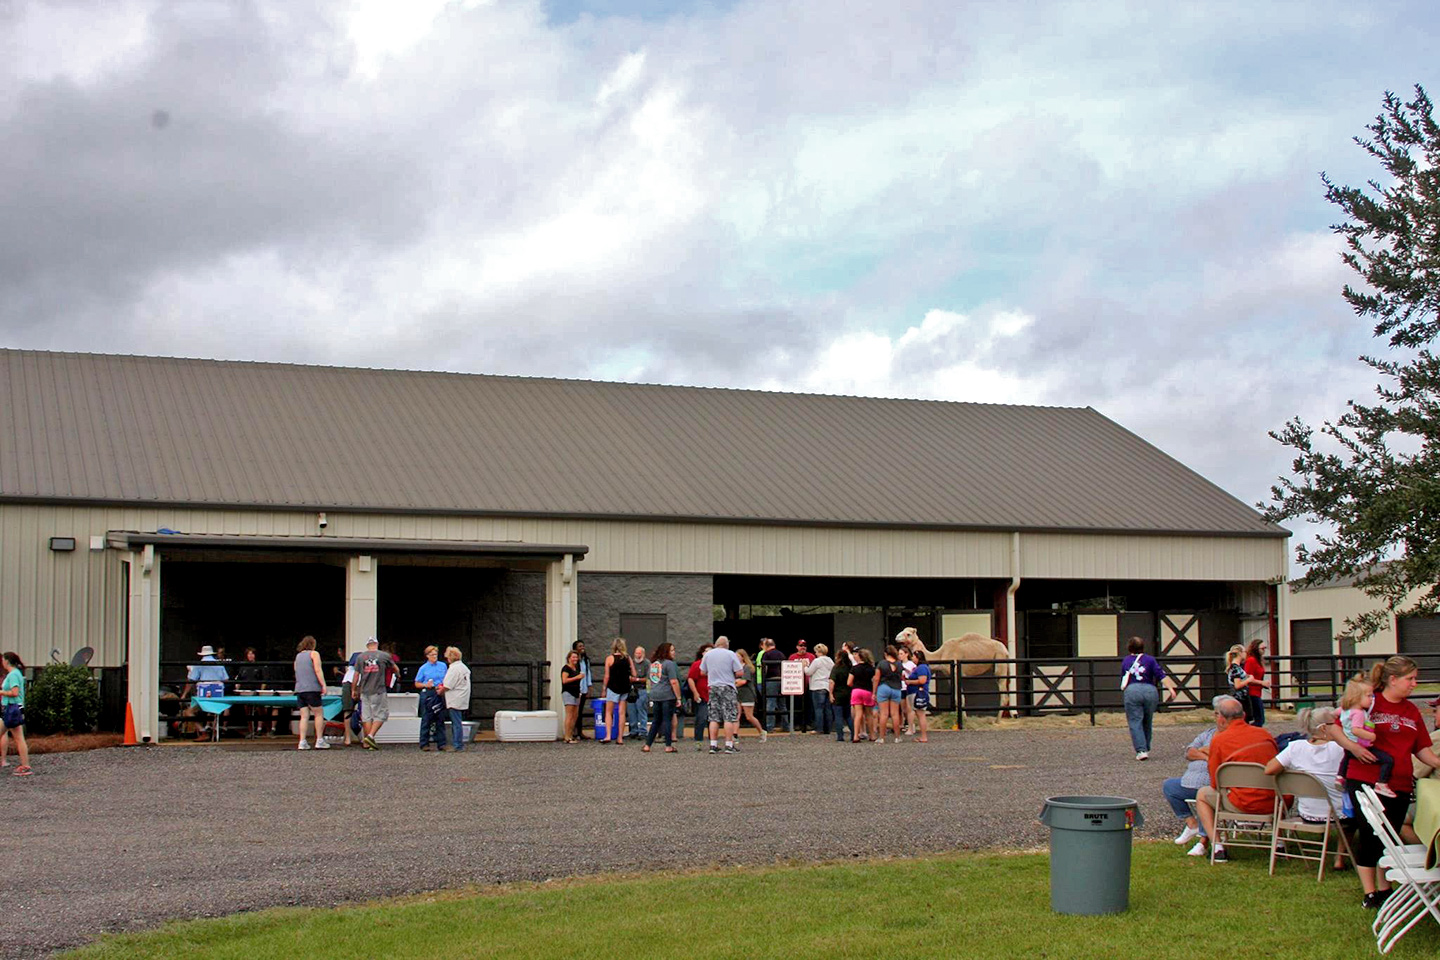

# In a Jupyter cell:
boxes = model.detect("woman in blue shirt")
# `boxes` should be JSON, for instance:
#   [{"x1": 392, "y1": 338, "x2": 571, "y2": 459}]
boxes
[
  {"x1": 414, "y1": 645, "x2": 450, "y2": 751},
  {"x1": 1121, "y1": 637, "x2": 1178, "y2": 760},
  {"x1": 1, "y1": 651, "x2": 31, "y2": 776}
]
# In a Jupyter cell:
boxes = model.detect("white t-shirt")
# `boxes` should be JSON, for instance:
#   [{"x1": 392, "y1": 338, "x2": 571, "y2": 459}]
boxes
[
  {"x1": 699, "y1": 648, "x2": 743, "y2": 689},
  {"x1": 1275, "y1": 739, "x2": 1347, "y2": 820}
]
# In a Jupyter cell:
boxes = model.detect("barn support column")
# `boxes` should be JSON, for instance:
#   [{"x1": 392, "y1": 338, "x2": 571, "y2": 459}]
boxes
[
  {"x1": 345, "y1": 555, "x2": 378, "y2": 655},
  {"x1": 545, "y1": 554, "x2": 578, "y2": 737},
  {"x1": 124, "y1": 546, "x2": 161, "y2": 743},
  {"x1": 1006, "y1": 532, "x2": 1021, "y2": 652}
]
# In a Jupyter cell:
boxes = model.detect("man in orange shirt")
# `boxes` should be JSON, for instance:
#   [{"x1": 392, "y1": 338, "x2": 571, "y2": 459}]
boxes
[{"x1": 1193, "y1": 695, "x2": 1277, "y2": 861}]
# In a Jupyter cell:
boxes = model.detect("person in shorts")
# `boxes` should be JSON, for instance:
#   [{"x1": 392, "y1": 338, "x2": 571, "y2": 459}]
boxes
[
  {"x1": 293, "y1": 635, "x2": 331, "y2": 750},
  {"x1": 1, "y1": 651, "x2": 31, "y2": 776},
  {"x1": 353, "y1": 637, "x2": 393, "y2": 750},
  {"x1": 700, "y1": 636, "x2": 744, "y2": 754}
]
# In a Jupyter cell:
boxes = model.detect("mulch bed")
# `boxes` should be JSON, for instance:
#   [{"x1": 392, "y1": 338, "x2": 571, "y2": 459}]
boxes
[{"x1": 19, "y1": 732, "x2": 124, "y2": 754}]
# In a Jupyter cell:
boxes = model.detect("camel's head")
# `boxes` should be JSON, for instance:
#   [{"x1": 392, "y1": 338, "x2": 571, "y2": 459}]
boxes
[{"x1": 895, "y1": 627, "x2": 919, "y2": 648}]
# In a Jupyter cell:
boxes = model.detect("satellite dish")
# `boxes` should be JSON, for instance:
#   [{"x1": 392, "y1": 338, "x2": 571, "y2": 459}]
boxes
[{"x1": 71, "y1": 646, "x2": 95, "y2": 667}]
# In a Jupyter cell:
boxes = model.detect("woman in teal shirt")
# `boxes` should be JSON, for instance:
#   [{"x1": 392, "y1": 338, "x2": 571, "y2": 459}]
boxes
[{"x1": 1, "y1": 651, "x2": 30, "y2": 776}]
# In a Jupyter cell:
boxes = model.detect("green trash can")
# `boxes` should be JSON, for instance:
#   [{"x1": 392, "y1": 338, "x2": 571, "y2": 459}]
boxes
[{"x1": 1038, "y1": 795, "x2": 1144, "y2": 915}]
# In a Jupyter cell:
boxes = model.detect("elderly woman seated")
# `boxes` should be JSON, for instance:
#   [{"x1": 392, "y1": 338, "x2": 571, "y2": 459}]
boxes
[{"x1": 1263, "y1": 706, "x2": 1349, "y2": 866}]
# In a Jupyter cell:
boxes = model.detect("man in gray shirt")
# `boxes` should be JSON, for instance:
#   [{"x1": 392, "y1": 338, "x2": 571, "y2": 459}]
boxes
[
  {"x1": 352, "y1": 637, "x2": 394, "y2": 750},
  {"x1": 700, "y1": 636, "x2": 744, "y2": 755}
]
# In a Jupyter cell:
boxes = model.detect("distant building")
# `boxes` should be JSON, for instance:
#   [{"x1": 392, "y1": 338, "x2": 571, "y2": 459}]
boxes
[{"x1": 0, "y1": 349, "x2": 1289, "y2": 738}]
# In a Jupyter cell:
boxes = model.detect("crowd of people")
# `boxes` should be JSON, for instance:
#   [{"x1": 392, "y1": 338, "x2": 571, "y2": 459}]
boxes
[
  {"x1": 558, "y1": 633, "x2": 937, "y2": 750},
  {"x1": 1156, "y1": 654, "x2": 1439, "y2": 910}
]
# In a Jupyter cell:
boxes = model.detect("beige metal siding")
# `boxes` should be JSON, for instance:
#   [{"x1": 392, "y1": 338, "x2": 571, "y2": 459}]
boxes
[
  {"x1": 1286, "y1": 583, "x2": 1411, "y2": 655},
  {"x1": 1, "y1": 504, "x2": 1288, "y2": 669},
  {"x1": 1020, "y1": 532, "x2": 1286, "y2": 583}
]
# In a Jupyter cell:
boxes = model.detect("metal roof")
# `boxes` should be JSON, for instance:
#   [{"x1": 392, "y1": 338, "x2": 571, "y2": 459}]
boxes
[{"x1": 0, "y1": 349, "x2": 1285, "y2": 537}]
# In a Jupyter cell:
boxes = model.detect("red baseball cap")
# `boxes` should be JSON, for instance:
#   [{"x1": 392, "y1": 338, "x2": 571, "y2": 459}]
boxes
[{"x1": 796, "y1": 640, "x2": 807, "y2": 647}]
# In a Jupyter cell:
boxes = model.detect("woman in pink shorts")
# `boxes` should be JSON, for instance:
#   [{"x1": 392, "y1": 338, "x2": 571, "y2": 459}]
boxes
[{"x1": 848, "y1": 649, "x2": 878, "y2": 743}]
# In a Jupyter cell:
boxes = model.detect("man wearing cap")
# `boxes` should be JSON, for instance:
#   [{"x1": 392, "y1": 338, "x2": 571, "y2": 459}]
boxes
[
  {"x1": 788, "y1": 640, "x2": 816, "y2": 731},
  {"x1": 353, "y1": 638, "x2": 394, "y2": 750},
  {"x1": 181, "y1": 645, "x2": 229, "y2": 742},
  {"x1": 700, "y1": 636, "x2": 744, "y2": 754}
]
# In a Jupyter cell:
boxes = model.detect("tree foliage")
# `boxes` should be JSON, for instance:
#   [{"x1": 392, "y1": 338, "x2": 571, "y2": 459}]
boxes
[{"x1": 1266, "y1": 85, "x2": 1440, "y2": 640}]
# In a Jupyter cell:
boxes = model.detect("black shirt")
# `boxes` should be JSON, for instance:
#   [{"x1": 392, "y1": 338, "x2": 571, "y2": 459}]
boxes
[
  {"x1": 849, "y1": 662, "x2": 876, "y2": 692},
  {"x1": 761, "y1": 648, "x2": 785, "y2": 681}
]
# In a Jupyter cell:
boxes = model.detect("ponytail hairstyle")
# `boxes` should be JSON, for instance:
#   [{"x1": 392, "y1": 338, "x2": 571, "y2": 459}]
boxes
[
  {"x1": 1, "y1": 651, "x2": 22, "y2": 671},
  {"x1": 1339, "y1": 674, "x2": 1373, "y2": 711},
  {"x1": 1297, "y1": 705, "x2": 1338, "y2": 741},
  {"x1": 1225, "y1": 644, "x2": 1245, "y2": 668},
  {"x1": 1369, "y1": 655, "x2": 1419, "y2": 694},
  {"x1": 858, "y1": 648, "x2": 875, "y2": 666}
]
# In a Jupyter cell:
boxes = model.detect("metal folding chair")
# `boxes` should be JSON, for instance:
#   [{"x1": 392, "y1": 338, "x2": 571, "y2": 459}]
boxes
[
  {"x1": 1357, "y1": 785, "x2": 1440, "y2": 954},
  {"x1": 1269, "y1": 771, "x2": 1353, "y2": 880},
  {"x1": 1211, "y1": 761, "x2": 1276, "y2": 863}
]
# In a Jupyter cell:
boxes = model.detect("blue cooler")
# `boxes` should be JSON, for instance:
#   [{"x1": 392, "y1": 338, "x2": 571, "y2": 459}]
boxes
[{"x1": 591, "y1": 699, "x2": 607, "y2": 740}]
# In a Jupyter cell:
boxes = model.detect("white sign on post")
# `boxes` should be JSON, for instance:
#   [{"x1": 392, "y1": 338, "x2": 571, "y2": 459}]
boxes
[{"x1": 780, "y1": 660, "x2": 805, "y2": 696}]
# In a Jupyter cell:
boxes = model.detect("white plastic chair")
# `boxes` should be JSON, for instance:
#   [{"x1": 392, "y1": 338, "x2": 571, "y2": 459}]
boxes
[{"x1": 1357, "y1": 785, "x2": 1440, "y2": 953}]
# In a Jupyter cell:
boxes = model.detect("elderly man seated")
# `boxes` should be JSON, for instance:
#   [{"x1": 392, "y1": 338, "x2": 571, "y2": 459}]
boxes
[{"x1": 1192, "y1": 695, "x2": 1277, "y2": 862}]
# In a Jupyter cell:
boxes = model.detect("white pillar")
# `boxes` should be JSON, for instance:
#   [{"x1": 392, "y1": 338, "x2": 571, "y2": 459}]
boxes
[
  {"x1": 346, "y1": 555, "x2": 378, "y2": 655},
  {"x1": 125, "y1": 547, "x2": 162, "y2": 743},
  {"x1": 545, "y1": 554, "x2": 578, "y2": 737}
]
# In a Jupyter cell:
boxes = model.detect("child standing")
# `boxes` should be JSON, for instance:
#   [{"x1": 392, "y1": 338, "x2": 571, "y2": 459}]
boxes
[
  {"x1": 1, "y1": 651, "x2": 32, "y2": 776},
  {"x1": 1337, "y1": 675, "x2": 1396, "y2": 798},
  {"x1": 1224, "y1": 644, "x2": 1252, "y2": 722}
]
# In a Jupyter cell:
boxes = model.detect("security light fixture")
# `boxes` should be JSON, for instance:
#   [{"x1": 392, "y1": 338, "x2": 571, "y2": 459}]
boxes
[{"x1": 49, "y1": 537, "x2": 77, "y2": 552}]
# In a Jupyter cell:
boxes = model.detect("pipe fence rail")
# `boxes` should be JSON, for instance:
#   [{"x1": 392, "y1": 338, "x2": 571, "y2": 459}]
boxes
[{"x1": 157, "y1": 651, "x2": 1440, "y2": 736}]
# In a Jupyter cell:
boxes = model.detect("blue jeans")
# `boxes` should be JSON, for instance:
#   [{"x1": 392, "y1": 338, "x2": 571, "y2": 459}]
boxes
[
  {"x1": 447, "y1": 708, "x2": 466, "y2": 750},
  {"x1": 1123, "y1": 682, "x2": 1159, "y2": 752},
  {"x1": 419, "y1": 691, "x2": 447, "y2": 748},
  {"x1": 1247, "y1": 693, "x2": 1266, "y2": 728},
  {"x1": 765, "y1": 680, "x2": 789, "y2": 732},
  {"x1": 647, "y1": 699, "x2": 676, "y2": 747},
  {"x1": 810, "y1": 690, "x2": 831, "y2": 734},
  {"x1": 628, "y1": 690, "x2": 649, "y2": 737},
  {"x1": 1161, "y1": 777, "x2": 1205, "y2": 836},
  {"x1": 692, "y1": 701, "x2": 708, "y2": 740},
  {"x1": 832, "y1": 697, "x2": 850, "y2": 740}
]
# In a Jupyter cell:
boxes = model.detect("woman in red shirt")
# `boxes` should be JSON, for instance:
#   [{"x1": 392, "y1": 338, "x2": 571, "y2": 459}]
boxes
[
  {"x1": 1242, "y1": 639, "x2": 1269, "y2": 727},
  {"x1": 1332, "y1": 656, "x2": 1440, "y2": 910}
]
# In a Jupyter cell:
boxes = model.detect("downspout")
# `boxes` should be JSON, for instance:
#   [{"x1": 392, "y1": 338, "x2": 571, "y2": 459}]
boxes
[{"x1": 1006, "y1": 532, "x2": 1020, "y2": 652}]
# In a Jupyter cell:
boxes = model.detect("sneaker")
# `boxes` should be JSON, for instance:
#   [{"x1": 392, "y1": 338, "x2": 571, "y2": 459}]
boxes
[
  {"x1": 759, "y1": 732, "x2": 768, "y2": 743},
  {"x1": 1211, "y1": 845, "x2": 1229, "y2": 862},
  {"x1": 1174, "y1": 825, "x2": 1199, "y2": 846},
  {"x1": 1363, "y1": 889, "x2": 1394, "y2": 910},
  {"x1": 1186, "y1": 840, "x2": 1207, "y2": 857},
  {"x1": 723, "y1": 745, "x2": 737, "y2": 754},
  {"x1": 708, "y1": 745, "x2": 719, "y2": 754},
  {"x1": 314, "y1": 739, "x2": 331, "y2": 750},
  {"x1": 1375, "y1": 783, "x2": 1398, "y2": 799},
  {"x1": 297, "y1": 740, "x2": 312, "y2": 750},
  {"x1": 1136, "y1": 751, "x2": 1149, "y2": 761}
]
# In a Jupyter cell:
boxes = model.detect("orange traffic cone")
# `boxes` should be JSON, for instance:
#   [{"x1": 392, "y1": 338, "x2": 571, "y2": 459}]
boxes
[{"x1": 123, "y1": 703, "x2": 138, "y2": 746}]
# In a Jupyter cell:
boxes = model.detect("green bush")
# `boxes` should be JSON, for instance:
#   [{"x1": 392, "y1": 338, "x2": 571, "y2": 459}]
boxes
[{"x1": 28, "y1": 664, "x2": 101, "y2": 734}]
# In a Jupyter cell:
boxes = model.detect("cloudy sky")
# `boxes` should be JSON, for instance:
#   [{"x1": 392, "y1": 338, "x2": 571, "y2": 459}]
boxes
[{"x1": 3, "y1": 0, "x2": 1438, "y2": 540}]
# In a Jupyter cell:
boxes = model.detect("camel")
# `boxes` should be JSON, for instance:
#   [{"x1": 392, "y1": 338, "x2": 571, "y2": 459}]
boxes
[{"x1": 896, "y1": 627, "x2": 1013, "y2": 717}]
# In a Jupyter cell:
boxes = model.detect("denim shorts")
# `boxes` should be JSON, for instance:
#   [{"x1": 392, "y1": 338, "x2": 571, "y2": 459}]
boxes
[
  {"x1": 876, "y1": 685, "x2": 903, "y2": 703},
  {"x1": 1, "y1": 704, "x2": 23, "y2": 729},
  {"x1": 604, "y1": 689, "x2": 627, "y2": 703},
  {"x1": 562, "y1": 692, "x2": 581, "y2": 707}
]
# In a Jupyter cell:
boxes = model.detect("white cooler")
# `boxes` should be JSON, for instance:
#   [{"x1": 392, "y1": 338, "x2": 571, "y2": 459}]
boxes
[{"x1": 494, "y1": 710, "x2": 558, "y2": 742}]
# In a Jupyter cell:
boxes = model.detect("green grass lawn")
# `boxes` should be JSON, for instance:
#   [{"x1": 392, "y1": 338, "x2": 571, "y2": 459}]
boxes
[{"x1": 66, "y1": 842, "x2": 1438, "y2": 959}]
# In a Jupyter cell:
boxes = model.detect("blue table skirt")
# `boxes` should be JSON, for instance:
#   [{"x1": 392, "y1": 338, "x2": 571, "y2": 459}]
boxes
[{"x1": 194, "y1": 694, "x2": 343, "y2": 721}]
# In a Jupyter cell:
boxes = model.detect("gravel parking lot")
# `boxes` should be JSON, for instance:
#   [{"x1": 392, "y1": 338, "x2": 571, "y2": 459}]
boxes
[{"x1": 3, "y1": 721, "x2": 1211, "y2": 957}]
